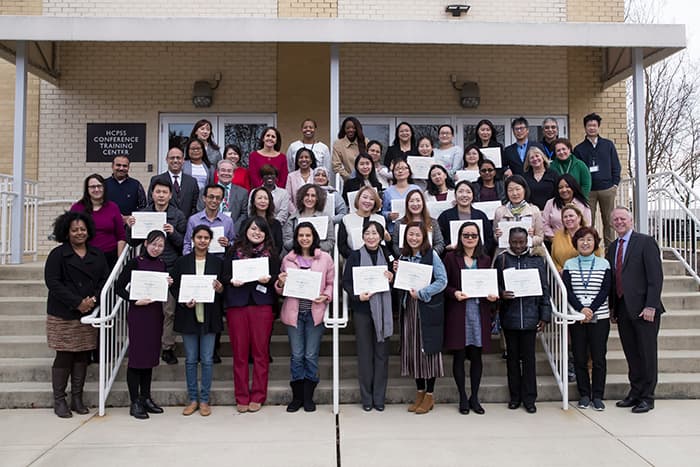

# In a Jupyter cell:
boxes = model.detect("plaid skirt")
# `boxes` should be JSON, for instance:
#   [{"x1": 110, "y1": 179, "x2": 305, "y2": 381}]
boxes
[{"x1": 46, "y1": 315, "x2": 98, "y2": 352}]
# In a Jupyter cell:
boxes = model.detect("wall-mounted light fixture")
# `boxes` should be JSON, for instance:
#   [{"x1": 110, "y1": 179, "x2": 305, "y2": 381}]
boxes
[
  {"x1": 445, "y1": 4, "x2": 470, "y2": 17},
  {"x1": 451, "y1": 75, "x2": 480, "y2": 108},
  {"x1": 192, "y1": 73, "x2": 222, "y2": 108}
]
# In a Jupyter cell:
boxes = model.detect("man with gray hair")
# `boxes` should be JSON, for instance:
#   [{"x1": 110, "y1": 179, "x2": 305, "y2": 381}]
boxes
[{"x1": 216, "y1": 159, "x2": 248, "y2": 236}]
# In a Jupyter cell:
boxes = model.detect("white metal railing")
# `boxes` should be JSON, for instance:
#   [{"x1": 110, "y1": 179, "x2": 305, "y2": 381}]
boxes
[
  {"x1": 539, "y1": 249, "x2": 585, "y2": 410},
  {"x1": 81, "y1": 245, "x2": 137, "y2": 416},
  {"x1": 324, "y1": 223, "x2": 349, "y2": 415},
  {"x1": 0, "y1": 174, "x2": 40, "y2": 264},
  {"x1": 618, "y1": 172, "x2": 700, "y2": 284}
]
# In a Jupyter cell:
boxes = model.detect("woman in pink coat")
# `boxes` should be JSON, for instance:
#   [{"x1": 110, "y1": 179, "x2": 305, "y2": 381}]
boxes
[{"x1": 275, "y1": 222, "x2": 334, "y2": 413}]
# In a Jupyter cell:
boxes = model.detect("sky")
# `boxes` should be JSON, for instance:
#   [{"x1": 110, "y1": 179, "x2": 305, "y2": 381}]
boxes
[{"x1": 661, "y1": 0, "x2": 700, "y2": 59}]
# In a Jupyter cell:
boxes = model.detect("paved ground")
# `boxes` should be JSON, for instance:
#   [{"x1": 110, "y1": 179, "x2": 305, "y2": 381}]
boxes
[{"x1": 2, "y1": 400, "x2": 699, "y2": 466}]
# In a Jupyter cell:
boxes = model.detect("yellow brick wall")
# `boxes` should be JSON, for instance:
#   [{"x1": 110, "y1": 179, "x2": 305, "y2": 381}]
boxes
[
  {"x1": 340, "y1": 45, "x2": 569, "y2": 115},
  {"x1": 278, "y1": 0, "x2": 337, "y2": 17},
  {"x1": 42, "y1": 0, "x2": 276, "y2": 16},
  {"x1": 567, "y1": 0, "x2": 625, "y2": 22}
]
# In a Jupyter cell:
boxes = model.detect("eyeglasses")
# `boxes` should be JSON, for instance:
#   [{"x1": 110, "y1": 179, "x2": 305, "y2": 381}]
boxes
[
  {"x1": 189, "y1": 147, "x2": 203, "y2": 152},
  {"x1": 479, "y1": 168, "x2": 494, "y2": 173},
  {"x1": 88, "y1": 185, "x2": 103, "y2": 190},
  {"x1": 394, "y1": 166, "x2": 408, "y2": 172},
  {"x1": 513, "y1": 126, "x2": 528, "y2": 132},
  {"x1": 205, "y1": 195, "x2": 222, "y2": 201},
  {"x1": 461, "y1": 233, "x2": 479, "y2": 239},
  {"x1": 544, "y1": 125, "x2": 558, "y2": 130}
]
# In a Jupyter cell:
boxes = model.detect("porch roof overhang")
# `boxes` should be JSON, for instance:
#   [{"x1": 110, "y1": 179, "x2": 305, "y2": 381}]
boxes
[{"x1": 0, "y1": 15, "x2": 686, "y2": 87}]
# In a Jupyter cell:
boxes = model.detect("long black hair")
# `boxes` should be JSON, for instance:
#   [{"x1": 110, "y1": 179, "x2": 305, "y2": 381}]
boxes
[
  {"x1": 232, "y1": 216, "x2": 274, "y2": 257},
  {"x1": 553, "y1": 174, "x2": 589, "y2": 209},
  {"x1": 292, "y1": 221, "x2": 321, "y2": 256},
  {"x1": 78, "y1": 173, "x2": 107, "y2": 212},
  {"x1": 454, "y1": 221, "x2": 485, "y2": 259}
]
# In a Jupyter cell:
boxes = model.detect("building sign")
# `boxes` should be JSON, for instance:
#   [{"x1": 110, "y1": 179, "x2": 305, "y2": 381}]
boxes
[{"x1": 86, "y1": 123, "x2": 146, "y2": 162}]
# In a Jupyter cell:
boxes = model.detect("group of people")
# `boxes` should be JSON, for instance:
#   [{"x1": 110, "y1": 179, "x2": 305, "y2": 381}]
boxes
[{"x1": 44, "y1": 113, "x2": 663, "y2": 419}]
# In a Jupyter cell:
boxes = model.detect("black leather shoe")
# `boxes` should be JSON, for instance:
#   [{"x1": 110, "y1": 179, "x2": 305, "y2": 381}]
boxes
[
  {"x1": 373, "y1": 405, "x2": 385, "y2": 412},
  {"x1": 212, "y1": 351, "x2": 222, "y2": 364},
  {"x1": 459, "y1": 396, "x2": 469, "y2": 415},
  {"x1": 130, "y1": 401, "x2": 149, "y2": 419},
  {"x1": 631, "y1": 400, "x2": 654, "y2": 413},
  {"x1": 508, "y1": 401, "x2": 521, "y2": 410},
  {"x1": 616, "y1": 397, "x2": 639, "y2": 408},
  {"x1": 525, "y1": 404, "x2": 537, "y2": 414},
  {"x1": 142, "y1": 397, "x2": 164, "y2": 414},
  {"x1": 470, "y1": 397, "x2": 485, "y2": 415},
  {"x1": 362, "y1": 405, "x2": 372, "y2": 412},
  {"x1": 161, "y1": 349, "x2": 178, "y2": 365}
]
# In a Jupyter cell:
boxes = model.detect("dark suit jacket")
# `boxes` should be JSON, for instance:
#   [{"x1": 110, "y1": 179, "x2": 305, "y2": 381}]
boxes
[
  {"x1": 607, "y1": 231, "x2": 665, "y2": 318},
  {"x1": 170, "y1": 253, "x2": 224, "y2": 335},
  {"x1": 220, "y1": 183, "x2": 248, "y2": 237},
  {"x1": 148, "y1": 172, "x2": 200, "y2": 219},
  {"x1": 502, "y1": 140, "x2": 543, "y2": 176}
]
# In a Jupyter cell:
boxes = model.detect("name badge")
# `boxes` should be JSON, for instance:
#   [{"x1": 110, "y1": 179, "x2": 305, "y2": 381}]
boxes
[
  {"x1": 590, "y1": 165, "x2": 599, "y2": 173},
  {"x1": 223, "y1": 211, "x2": 232, "y2": 218},
  {"x1": 256, "y1": 285, "x2": 268, "y2": 294}
]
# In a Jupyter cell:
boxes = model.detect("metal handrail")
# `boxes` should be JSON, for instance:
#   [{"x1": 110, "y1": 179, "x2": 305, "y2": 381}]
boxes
[
  {"x1": 0, "y1": 174, "x2": 41, "y2": 264},
  {"x1": 539, "y1": 249, "x2": 585, "y2": 410},
  {"x1": 324, "y1": 223, "x2": 348, "y2": 415}
]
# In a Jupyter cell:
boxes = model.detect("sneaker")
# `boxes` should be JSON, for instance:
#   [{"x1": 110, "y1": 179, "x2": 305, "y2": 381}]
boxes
[
  {"x1": 577, "y1": 396, "x2": 590, "y2": 409},
  {"x1": 592, "y1": 399, "x2": 606, "y2": 411}
]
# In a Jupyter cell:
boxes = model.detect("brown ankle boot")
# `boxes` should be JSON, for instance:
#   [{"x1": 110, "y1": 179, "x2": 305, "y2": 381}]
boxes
[
  {"x1": 415, "y1": 393, "x2": 434, "y2": 414},
  {"x1": 408, "y1": 390, "x2": 426, "y2": 412}
]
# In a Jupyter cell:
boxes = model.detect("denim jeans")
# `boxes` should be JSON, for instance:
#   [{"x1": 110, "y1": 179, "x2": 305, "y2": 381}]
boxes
[
  {"x1": 286, "y1": 311, "x2": 325, "y2": 382},
  {"x1": 182, "y1": 333, "x2": 215, "y2": 403}
]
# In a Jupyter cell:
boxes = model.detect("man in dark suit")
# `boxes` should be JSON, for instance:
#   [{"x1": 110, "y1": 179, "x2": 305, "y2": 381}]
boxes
[
  {"x1": 148, "y1": 147, "x2": 199, "y2": 218},
  {"x1": 607, "y1": 206, "x2": 664, "y2": 413},
  {"x1": 502, "y1": 117, "x2": 542, "y2": 177},
  {"x1": 216, "y1": 159, "x2": 248, "y2": 236}
]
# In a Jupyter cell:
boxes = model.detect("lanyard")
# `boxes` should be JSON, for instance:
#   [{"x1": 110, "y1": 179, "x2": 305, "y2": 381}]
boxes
[{"x1": 577, "y1": 256, "x2": 595, "y2": 290}]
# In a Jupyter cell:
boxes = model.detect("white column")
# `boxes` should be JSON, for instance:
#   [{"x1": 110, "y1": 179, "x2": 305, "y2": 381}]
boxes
[
  {"x1": 631, "y1": 47, "x2": 648, "y2": 234},
  {"x1": 330, "y1": 44, "x2": 339, "y2": 188},
  {"x1": 11, "y1": 41, "x2": 27, "y2": 264}
]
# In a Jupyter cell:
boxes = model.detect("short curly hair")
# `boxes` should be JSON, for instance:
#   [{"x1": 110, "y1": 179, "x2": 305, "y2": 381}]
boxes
[{"x1": 52, "y1": 211, "x2": 95, "y2": 244}]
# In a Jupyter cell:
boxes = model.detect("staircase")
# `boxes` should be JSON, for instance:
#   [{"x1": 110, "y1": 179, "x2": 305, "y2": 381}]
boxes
[{"x1": 1, "y1": 259, "x2": 699, "y2": 409}]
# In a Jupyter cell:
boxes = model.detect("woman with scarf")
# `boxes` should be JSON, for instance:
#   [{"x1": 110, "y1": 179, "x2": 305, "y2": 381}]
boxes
[
  {"x1": 493, "y1": 175, "x2": 544, "y2": 256},
  {"x1": 343, "y1": 221, "x2": 394, "y2": 411}
]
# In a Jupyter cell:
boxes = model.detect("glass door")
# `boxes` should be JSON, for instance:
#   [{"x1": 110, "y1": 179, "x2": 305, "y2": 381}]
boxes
[{"x1": 219, "y1": 114, "x2": 276, "y2": 168}]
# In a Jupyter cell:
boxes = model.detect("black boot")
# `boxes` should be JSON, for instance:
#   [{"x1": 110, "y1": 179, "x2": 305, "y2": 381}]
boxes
[
  {"x1": 130, "y1": 400, "x2": 149, "y2": 419},
  {"x1": 52, "y1": 367, "x2": 72, "y2": 418},
  {"x1": 303, "y1": 379, "x2": 318, "y2": 412},
  {"x1": 70, "y1": 361, "x2": 89, "y2": 414},
  {"x1": 142, "y1": 397, "x2": 164, "y2": 414},
  {"x1": 286, "y1": 380, "x2": 304, "y2": 413}
]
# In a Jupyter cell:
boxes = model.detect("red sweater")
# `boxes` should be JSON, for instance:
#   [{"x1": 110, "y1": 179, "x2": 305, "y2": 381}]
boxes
[{"x1": 248, "y1": 151, "x2": 288, "y2": 189}]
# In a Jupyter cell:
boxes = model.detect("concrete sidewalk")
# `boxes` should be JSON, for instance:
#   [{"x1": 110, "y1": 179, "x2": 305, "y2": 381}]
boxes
[{"x1": 2, "y1": 401, "x2": 699, "y2": 466}]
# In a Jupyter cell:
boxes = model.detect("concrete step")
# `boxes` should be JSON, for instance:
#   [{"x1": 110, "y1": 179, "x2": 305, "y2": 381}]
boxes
[
  {"x1": 0, "y1": 280, "x2": 47, "y2": 298},
  {"x1": 0, "y1": 263, "x2": 45, "y2": 281},
  {"x1": 0, "y1": 316, "x2": 46, "y2": 335},
  {"x1": 4, "y1": 350, "x2": 700, "y2": 384},
  {"x1": 662, "y1": 276, "x2": 700, "y2": 293},
  {"x1": 662, "y1": 260, "x2": 689, "y2": 276},
  {"x1": 607, "y1": 328, "x2": 700, "y2": 351},
  {"x1": 3, "y1": 372, "x2": 700, "y2": 409},
  {"x1": 658, "y1": 292, "x2": 700, "y2": 309},
  {"x1": 0, "y1": 297, "x2": 46, "y2": 316}
]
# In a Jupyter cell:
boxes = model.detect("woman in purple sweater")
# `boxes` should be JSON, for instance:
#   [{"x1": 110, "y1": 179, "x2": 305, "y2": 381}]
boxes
[{"x1": 70, "y1": 173, "x2": 126, "y2": 269}]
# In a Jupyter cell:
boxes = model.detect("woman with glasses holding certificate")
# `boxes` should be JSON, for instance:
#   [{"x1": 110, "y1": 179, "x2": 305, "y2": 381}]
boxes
[
  {"x1": 443, "y1": 222, "x2": 498, "y2": 415},
  {"x1": 276, "y1": 222, "x2": 334, "y2": 413},
  {"x1": 116, "y1": 230, "x2": 171, "y2": 420},
  {"x1": 342, "y1": 221, "x2": 394, "y2": 411},
  {"x1": 394, "y1": 222, "x2": 447, "y2": 415},
  {"x1": 171, "y1": 225, "x2": 224, "y2": 417},
  {"x1": 222, "y1": 216, "x2": 279, "y2": 413}
]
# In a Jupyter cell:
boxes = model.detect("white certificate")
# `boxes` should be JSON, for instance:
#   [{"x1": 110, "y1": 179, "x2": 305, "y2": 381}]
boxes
[
  {"x1": 461, "y1": 269, "x2": 498, "y2": 298},
  {"x1": 283, "y1": 268, "x2": 323, "y2": 301},
  {"x1": 472, "y1": 201, "x2": 501, "y2": 220},
  {"x1": 449, "y1": 219, "x2": 484, "y2": 246},
  {"x1": 455, "y1": 170, "x2": 479, "y2": 182},
  {"x1": 426, "y1": 200, "x2": 453, "y2": 218},
  {"x1": 352, "y1": 266, "x2": 390, "y2": 295},
  {"x1": 129, "y1": 270, "x2": 169, "y2": 302},
  {"x1": 231, "y1": 257, "x2": 269, "y2": 283},
  {"x1": 347, "y1": 190, "x2": 359, "y2": 214},
  {"x1": 498, "y1": 219, "x2": 533, "y2": 248},
  {"x1": 131, "y1": 212, "x2": 166, "y2": 240},
  {"x1": 398, "y1": 224, "x2": 432, "y2": 248},
  {"x1": 393, "y1": 260, "x2": 433, "y2": 292},
  {"x1": 390, "y1": 199, "x2": 405, "y2": 217},
  {"x1": 322, "y1": 193, "x2": 335, "y2": 218},
  {"x1": 208, "y1": 226, "x2": 225, "y2": 253},
  {"x1": 503, "y1": 268, "x2": 543, "y2": 297},
  {"x1": 481, "y1": 147, "x2": 502, "y2": 168},
  {"x1": 406, "y1": 156, "x2": 435, "y2": 179},
  {"x1": 177, "y1": 274, "x2": 217, "y2": 303},
  {"x1": 350, "y1": 227, "x2": 364, "y2": 250},
  {"x1": 299, "y1": 216, "x2": 329, "y2": 240}
]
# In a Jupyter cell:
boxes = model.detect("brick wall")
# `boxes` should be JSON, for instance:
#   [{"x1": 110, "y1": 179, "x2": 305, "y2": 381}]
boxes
[
  {"x1": 278, "y1": 0, "x2": 336, "y2": 17},
  {"x1": 42, "y1": 0, "x2": 276, "y2": 16}
]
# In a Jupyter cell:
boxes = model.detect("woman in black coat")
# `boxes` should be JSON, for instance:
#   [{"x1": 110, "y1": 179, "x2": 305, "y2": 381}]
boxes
[
  {"x1": 44, "y1": 211, "x2": 109, "y2": 418},
  {"x1": 341, "y1": 153, "x2": 384, "y2": 204},
  {"x1": 170, "y1": 225, "x2": 224, "y2": 417},
  {"x1": 438, "y1": 180, "x2": 495, "y2": 257}
]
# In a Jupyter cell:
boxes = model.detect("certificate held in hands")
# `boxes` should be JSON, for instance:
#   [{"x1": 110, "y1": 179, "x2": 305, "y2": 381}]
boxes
[
  {"x1": 352, "y1": 266, "x2": 390, "y2": 295},
  {"x1": 231, "y1": 257, "x2": 269, "y2": 283},
  {"x1": 394, "y1": 260, "x2": 432, "y2": 292},
  {"x1": 178, "y1": 274, "x2": 217, "y2": 303},
  {"x1": 208, "y1": 226, "x2": 225, "y2": 253},
  {"x1": 131, "y1": 212, "x2": 166, "y2": 239},
  {"x1": 503, "y1": 268, "x2": 543, "y2": 297},
  {"x1": 129, "y1": 270, "x2": 169, "y2": 302},
  {"x1": 283, "y1": 269, "x2": 323, "y2": 301},
  {"x1": 460, "y1": 269, "x2": 498, "y2": 298}
]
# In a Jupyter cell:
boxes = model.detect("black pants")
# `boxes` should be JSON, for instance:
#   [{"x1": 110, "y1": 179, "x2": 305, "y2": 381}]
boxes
[
  {"x1": 569, "y1": 319, "x2": 610, "y2": 399},
  {"x1": 354, "y1": 311, "x2": 390, "y2": 407},
  {"x1": 503, "y1": 329, "x2": 537, "y2": 405},
  {"x1": 126, "y1": 367, "x2": 153, "y2": 403},
  {"x1": 53, "y1": 350, "x2": 91, "y2": 369},
  {"x1": 452, "y1": 346, "x2": 483, "y2": 400},
  {"x1": 616, "y1": 299, "x2": 661, "y2": 403}
]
